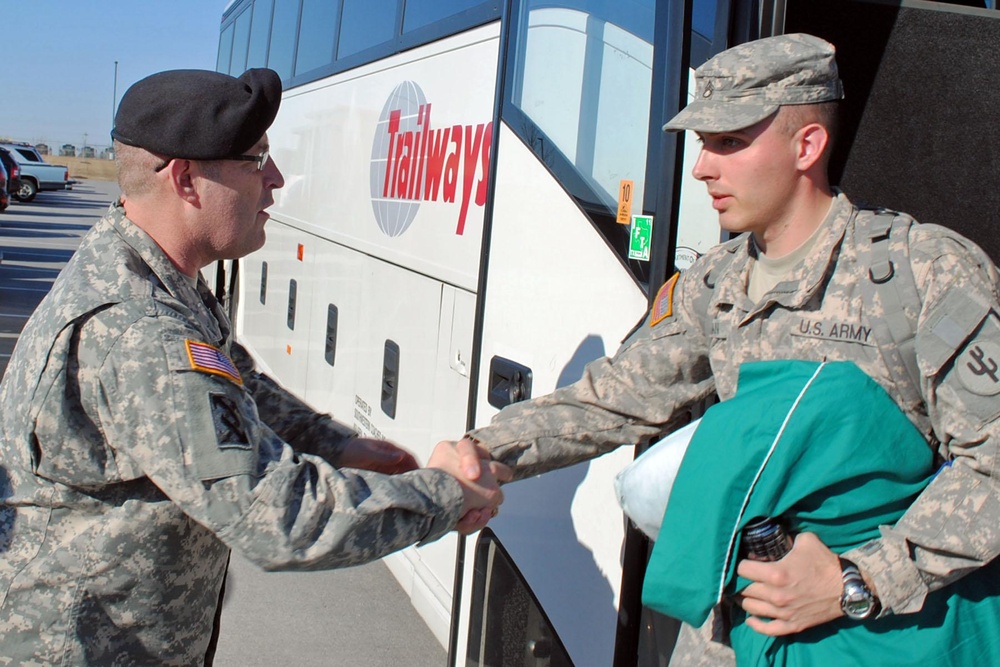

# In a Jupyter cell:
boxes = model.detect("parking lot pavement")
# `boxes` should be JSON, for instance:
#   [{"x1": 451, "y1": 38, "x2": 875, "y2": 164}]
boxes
[
  {"x1": 0, "y1": 181, "x2": 112, "y2": 378},
  {"x1": 0, "y1": 179, "x2": 448, "y2": 666}
]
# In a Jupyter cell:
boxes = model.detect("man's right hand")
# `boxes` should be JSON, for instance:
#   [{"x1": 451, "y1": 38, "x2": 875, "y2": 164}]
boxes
[{"x1": 427, "y1": 440, "x2": 509, "y2": 535}]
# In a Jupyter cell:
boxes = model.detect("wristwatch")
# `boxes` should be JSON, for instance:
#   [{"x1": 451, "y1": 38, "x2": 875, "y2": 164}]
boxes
[{"x1": 839, "y1": 558, "x2": 879, "y2": 620}]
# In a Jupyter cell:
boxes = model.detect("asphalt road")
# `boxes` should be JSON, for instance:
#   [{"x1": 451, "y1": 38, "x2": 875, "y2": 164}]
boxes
[{"x1": 0, "y1": 179, "x2": 447, "y2": 666}]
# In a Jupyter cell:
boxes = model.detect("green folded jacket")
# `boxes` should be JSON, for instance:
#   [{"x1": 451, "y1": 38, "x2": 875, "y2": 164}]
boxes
[{"x1": 641, "y1": 359, "x2": 1000, "y2": 666}]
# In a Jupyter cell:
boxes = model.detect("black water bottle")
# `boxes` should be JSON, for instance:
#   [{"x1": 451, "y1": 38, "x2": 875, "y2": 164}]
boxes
[{"x1": 741, "y1": 517, "x2": 793, "y2": 562}]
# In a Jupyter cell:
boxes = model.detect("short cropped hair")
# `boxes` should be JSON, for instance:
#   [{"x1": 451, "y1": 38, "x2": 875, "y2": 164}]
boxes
[
  {"x1": 114, "y1": 140, "x2": 162, "y2": 198},
  {"x1": 776, "y1": 102, "x2": 840, "y2": 155}
]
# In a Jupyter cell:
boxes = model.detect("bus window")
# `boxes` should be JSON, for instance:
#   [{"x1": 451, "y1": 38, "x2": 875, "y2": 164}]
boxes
[
  {"x1": 506, "y1": 0, "x2": 656, "y2": 284},
  {"x1": 247, "y1": 0, "x2": 274, "y2": 70},
  {"x1": 337, "y1": 0, "x2": 397, "y2": 60},
  {"x1": 217, "y1": 21, "x2": 235, "y2": 74},
  {"x1": 295, "y1": 0, "x2": 340, "y2": 75},
  {"x1": 692, "y1": 0, "x2": 717, "y2": 41},
  {"x1": 231, "y1": 6, "x2": 254, "y2": 75},
  {"x1": 468, "y1": 530, "x2": 574, "y2": 667},
  {"x1": 403, "y1": 0, "x2": 485, "y2": 32},
  {"x1": 267, "y1": 0, "x2": 300, "y2": 80}
]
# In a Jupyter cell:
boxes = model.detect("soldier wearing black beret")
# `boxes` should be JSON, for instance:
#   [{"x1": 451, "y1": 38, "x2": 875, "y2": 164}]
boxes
[
  {"x1": 112, "y1": 68, "x2": 282, "y2": 162},
  {"x1": 0, "y1": 67, "x2": 508, "y2": 664}
]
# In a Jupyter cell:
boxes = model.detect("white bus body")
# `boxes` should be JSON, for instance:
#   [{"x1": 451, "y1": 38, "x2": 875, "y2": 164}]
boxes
[{"x1": 216, "y1": 0, "x2": 999, "y2": 663}]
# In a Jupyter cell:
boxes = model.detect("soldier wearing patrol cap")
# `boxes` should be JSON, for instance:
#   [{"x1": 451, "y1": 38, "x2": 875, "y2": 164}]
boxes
[
  {"x1": 448, "y1": 33, "x2": 1000, "y2": 664},
  {"x1": 0, "y1": 68, "x2": 508, "y2": 665}
]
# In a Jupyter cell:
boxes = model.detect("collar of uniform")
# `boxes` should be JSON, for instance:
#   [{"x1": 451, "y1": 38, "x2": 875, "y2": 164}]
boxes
[
  {"x1": 709, "y1": 191, "x2": 854, "y2": 316},
  {"x1": 105, "y1": 201, "x2": 224, "y2": 342}
]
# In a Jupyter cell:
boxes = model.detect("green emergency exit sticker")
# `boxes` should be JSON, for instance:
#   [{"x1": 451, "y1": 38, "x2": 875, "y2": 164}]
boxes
[{"x1": 628, "y1": 215, "x2": 652, "y2": 261}]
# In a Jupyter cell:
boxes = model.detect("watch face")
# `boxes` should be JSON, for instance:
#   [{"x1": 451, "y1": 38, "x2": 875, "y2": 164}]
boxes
[
  {"x1": 843, "y1": 594, "x2": 873, "y2": 617},
  {"x1": 841, "y1": 583, "x2": 875, "y2": 619}
]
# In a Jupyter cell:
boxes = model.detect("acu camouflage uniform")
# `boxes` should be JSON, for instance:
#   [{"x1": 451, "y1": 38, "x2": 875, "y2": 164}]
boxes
[
  {"x1": 0, "y1": 203, "x2": 464, "y2": 665},
  {"x1": 471, "y1": 192, "x2": 1000, "y2": 650}
]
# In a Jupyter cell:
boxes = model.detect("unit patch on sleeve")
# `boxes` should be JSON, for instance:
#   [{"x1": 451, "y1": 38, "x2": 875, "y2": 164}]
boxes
[
  {"x1": 186, "y1": 340, "x2": 243, "y2": 385},
  {"x1": 210, "y1": 393, "x2": 251, "y2": 449},
  {"x1": 956, "y1": 339, "x2": 1000, "y2": 396},
  {"x1": 651, "y1": 273, "x2": 680, "y2": 327}
]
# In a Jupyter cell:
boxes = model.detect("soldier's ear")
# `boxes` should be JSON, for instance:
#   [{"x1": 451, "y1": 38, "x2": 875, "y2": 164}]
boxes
[
  {"x1": 165, "y1": 159, "x2": 199, "y2": 205},
  {"x1": 795, "y1": 123, "x2": 829, "y2": 173}
]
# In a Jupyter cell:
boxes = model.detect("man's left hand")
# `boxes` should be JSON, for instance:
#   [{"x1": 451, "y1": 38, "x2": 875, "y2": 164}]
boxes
[
  {"x1": 338, "y1": 437, "x2": 420, "y2": 474},
  {"x1": 735, "y1": 532, "x2": 843, "y2": 636}
]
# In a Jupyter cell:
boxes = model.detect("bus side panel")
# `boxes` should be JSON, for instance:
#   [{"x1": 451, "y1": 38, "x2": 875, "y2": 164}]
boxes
[
  {"x1": 266, "y1": 24, "x2": 501, "y2": 294},
  {"x1": 461, "y1": 124, "x2": 648, "y2": 665},
  {"x1": 235, "y1": 23, "x2": 504, "y2": 648},
  {"x1": 300, "y1": 239, "x2": 365, "y2": 427},
  {"x1": 237, "y1": 222, "x2": 314, "y2": 385}
]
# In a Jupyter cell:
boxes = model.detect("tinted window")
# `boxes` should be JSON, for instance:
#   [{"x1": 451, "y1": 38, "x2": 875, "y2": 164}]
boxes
[
  {"x1": 403, "y1": 0, "x2": 483, "y2": 31},
  {"x1": 296, "y1": 0, "x2": 340, "y2": 74},
  {"x1": 338, "y1": 0, "x2": 397, "y2": 59},
  {"x1": 247, "y1": 0, "x2": 274, "y2": 69},
  {"x1": 217, "y1": 22, "x2": 235, "y2": 73},
  {"x1": 231, "y1": 6, "x2": 254, "y2": 74},
  {"x1": 14, "y1": 148, "x2": 41, "y2": 162},
  {"x1": 267, "y1": 0, "x2": 300, "y2": 79},
  {"x1": 511, "y1": 0, "x2": 655, "y2": 213},
  {"x1": 692, "y1": 0, "x2": 716, "y2": 40}
]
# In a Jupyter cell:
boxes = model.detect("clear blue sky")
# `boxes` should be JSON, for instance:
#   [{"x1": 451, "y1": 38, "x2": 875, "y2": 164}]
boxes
[{"x1": 3, "y1": 1, "x2": 227, "y2": 150}]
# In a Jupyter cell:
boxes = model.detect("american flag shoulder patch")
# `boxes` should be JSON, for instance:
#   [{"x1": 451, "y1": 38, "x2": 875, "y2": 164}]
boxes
[
  {"x1": 185, "y1": 340, "x2": 243, "y2": 385},
  {"x1": 650, "y1": 273, "x2": 679, "y2": 327}
]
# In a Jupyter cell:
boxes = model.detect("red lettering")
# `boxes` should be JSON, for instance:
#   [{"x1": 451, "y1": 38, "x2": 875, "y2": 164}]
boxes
[
  {"x1": 395, "y1": 131, "x2": 414, "y2": 200},
  {"x1": 442, "y1": 125, "x2": 462, "y2": 204},
  {"x1": 456, "y1": 123, "x2": 485, "y2": 235},
  {"x1": 412, "y1": 104, "x2": 431, "y2": 200},
  {"x1": 382, "y1": 109, "x2": 401, "y2": 197},
  {"x1": 423, "y1": 127, "x2": 450, "y2": 201},
  {"x1": 475, "y1": 121, "x2": 493, "y2": 207}
]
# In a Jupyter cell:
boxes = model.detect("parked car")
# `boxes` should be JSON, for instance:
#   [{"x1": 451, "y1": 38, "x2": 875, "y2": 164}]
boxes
[
  {"x1": 0, "y1": 146, "x2": 22, "y2": 199},
  {"x1": 0, "y1": 142, "x2": 74, "y2": 202},
  {"x1": 0, "y1": 158, "x2": 9, "y2": 211}
]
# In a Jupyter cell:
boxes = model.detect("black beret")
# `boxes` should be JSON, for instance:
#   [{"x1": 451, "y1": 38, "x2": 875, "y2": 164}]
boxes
[{"x1": 111, "y1": 68, "x2": 281, "y2": 160}]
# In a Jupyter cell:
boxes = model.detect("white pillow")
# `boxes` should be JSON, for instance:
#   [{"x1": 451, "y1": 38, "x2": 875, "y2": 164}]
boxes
[{"x1": 614, "y1": 418, "x2": 700, "y2": 540}]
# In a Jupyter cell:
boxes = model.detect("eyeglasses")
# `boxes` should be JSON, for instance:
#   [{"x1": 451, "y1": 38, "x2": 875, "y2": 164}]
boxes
[
  {"x1": 221, "y1": 148, "x2": 270, "y2": 171},
  {"x1": 153, "y1": 148, "x2": 270, "y2": 173}
]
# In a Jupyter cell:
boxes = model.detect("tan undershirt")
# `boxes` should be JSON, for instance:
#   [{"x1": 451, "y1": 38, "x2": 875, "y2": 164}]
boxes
[{"x1": 747, "y1": 206, "x2": 832, "y2": 304}]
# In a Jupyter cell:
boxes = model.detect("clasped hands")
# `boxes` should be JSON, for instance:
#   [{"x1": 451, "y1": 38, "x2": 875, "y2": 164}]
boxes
[
  {"x1": 428, "y1": 438, "x2": 511, "y2": 535},
  {"x1": 340, "y1": 436, "x2": 510, "y2": 535}
]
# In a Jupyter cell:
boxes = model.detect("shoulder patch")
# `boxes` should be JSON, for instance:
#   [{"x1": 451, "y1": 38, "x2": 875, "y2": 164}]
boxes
[
  {"x1": 956, "y1": 339, "x2": 1000, "y2": 396},
  {"x1": 651, "y1": 273, "x2": 680, "y2": 327},
  {"x1": 186, "y1": 340, "x2": 243, "y2": 385}
]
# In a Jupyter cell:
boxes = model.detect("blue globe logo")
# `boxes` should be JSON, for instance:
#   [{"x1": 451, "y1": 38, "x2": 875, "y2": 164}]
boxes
[{"x1": 370, "y1": 81, "x2": 427, "y2": 237}]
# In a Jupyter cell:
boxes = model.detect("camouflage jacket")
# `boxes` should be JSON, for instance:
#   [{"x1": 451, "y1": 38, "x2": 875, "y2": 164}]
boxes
[
  {"x1": 472, "y1": 192, "x2": 1000, "y2": 619},
  {"x1": 0, "y1": 203, "x2": 463, "y2": 666}
]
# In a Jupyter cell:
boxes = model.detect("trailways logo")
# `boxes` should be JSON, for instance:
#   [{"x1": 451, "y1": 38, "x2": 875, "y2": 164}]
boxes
[{"x1": 369, "y1": 81, "x2": 492, "y2": 237}]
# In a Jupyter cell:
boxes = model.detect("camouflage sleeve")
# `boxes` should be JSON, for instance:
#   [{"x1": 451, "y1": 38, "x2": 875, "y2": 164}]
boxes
[
  {"x1": 469, "y1": 269, "x2": 717, "y2": 481},
  {"x1": 844, "y1": 225, "x2": 1000, "y2": 615},
  {"x1": 229, "y1": 342, "x2": 357, "y2": 466},
  {"x1": 91, "y1": 314, "x2": 464, "y2": 569}
]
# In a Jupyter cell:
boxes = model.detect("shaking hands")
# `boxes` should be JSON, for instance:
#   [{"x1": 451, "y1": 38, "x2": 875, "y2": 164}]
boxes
[{"x1": 428, "y1": 438, "x2": 512, "y2": 535}]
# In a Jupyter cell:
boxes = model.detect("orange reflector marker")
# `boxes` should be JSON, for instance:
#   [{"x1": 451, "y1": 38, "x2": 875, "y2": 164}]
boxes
[
  {"x1": 286, "y1": 344, "x2": 293, "y2": 355},
  {"x1": 297, "y1": 244, "x2": 304, "y2": 261}
]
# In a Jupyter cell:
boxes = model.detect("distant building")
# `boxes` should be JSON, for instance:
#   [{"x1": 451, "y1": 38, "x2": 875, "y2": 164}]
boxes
[
  {"x1": 101, "y1": 148, "x2": 115, "y2": 160},
  {"x1": 35, "y1": 143, "x2": 50, "y2": 155},
  {"x1": 60, "y1": 144, "x2": 76, "y2": 157},
  {"x1": 80, "y1": 146, "x2": 95, "y2": 158}
]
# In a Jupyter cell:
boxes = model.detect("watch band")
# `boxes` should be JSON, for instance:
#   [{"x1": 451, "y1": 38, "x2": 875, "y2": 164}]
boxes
[{"x1": 839, "y1": 557, "x2": 879, "y2": 620}]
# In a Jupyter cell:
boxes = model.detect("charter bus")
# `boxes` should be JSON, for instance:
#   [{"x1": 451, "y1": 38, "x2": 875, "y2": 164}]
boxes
[{"x1": 214, "y1": 0, "x2": 999, "y2": 664}]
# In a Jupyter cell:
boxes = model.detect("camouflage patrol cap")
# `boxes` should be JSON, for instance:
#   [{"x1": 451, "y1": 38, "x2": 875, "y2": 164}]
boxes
[
  {"x1": 112, "y1": 68, "x2": 281, "y2": 160},
  {"x1": 664, "y1": 33, "x2": 843, "y2": 133}
]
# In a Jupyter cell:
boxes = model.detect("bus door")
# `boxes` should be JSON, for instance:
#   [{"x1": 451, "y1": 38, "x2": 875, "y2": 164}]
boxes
[{"x1": 453, "y1": 0, "x2": 730, "y2": 664}]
